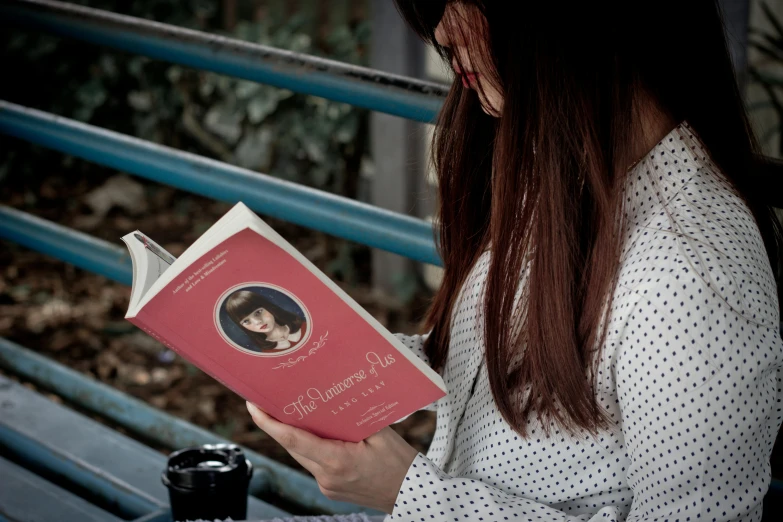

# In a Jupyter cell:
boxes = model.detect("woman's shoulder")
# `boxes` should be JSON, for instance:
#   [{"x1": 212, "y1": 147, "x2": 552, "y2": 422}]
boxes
[{"x1": 616, "y1": 137, "x2": 779, "y2": 330}]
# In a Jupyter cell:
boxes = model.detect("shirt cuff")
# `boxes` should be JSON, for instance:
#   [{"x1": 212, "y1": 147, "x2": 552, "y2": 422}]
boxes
[{"x1": 390, "y1": 452, "x2": 450, "y2": 520}]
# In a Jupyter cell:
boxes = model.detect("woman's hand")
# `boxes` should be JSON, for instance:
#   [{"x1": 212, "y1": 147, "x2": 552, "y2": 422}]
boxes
[{"x1": 246, "y1": 402, "x2": 418, "y2": 514}]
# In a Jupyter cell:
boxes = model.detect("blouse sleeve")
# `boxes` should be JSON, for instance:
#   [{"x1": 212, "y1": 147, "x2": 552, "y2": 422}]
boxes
[
  {"x1": 394, "y1": 332, "x2": 431, "y2": 367},
  {"x1": 393, "y1": 332, "x2": 438, "y2": 416},
  {"x1": 390, "y1": 268, "x2": 782, "y2": 521}
]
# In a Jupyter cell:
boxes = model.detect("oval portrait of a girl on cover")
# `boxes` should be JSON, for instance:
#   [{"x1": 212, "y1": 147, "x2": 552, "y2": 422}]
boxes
[{"x1": 215, "y1": 283, "x2": 312, "y2": 357}]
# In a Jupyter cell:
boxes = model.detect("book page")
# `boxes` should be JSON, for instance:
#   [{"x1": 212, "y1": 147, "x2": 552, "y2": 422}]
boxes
[
  {"x1": 121, "y1": 231, "x2": 177, "y2": 313},
  {"x1": 131, "y1": 204, "x2": 252, "y2": 314}
]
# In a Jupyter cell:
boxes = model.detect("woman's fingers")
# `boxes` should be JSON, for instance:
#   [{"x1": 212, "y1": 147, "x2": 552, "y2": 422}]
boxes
[
  {"x1": 246, "y1": 402, "x2": 338, "y2": 467},
  {"x1": 245, "y1": 403, "x2": 417, "y2": 513}
]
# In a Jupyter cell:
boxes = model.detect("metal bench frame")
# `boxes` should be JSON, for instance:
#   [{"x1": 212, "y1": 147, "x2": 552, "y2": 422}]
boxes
[{"x1": 0, "y1": 0, "x2": 781, "y2": 520}]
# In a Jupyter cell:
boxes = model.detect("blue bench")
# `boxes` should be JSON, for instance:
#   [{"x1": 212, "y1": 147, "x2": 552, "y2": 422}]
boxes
[
  {"x1": 0, "y1": 1, "x2": 781, "y2": 520},
  {"x1": 0, "y1": 370, "x2": 290, "y2": 521},
  {"x1": 0, "y1": 335, "x2": 364, "y2": 520}
]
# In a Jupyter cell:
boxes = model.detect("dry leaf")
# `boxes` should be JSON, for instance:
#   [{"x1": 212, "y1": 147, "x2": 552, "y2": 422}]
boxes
[
  {"x1": 48, "y1": 330, "x2": 76, "y2": 351},
  {"x1": 75, "y1": 175, "x2": 147, "y2": 228},
  {"x1": 197, "y1": 399, "x2": 217, "y2": 423},
  {"x1": 130, "y1": 368, "x2": 151, "y2": 386},
  {"x1": 151, "y1": 367, "x2": 169, "y2": 385},
  {"x1": 25, "y1": 298, "x2": 73, "y2": 333},
  {"x1": 150, "y1": 395, "x2": 168, "y2": 409},
  {"x1": 96, "y1": 351, "x2": 121, "y2": 380}
]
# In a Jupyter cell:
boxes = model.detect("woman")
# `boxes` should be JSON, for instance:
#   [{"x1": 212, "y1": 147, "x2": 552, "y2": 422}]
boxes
[
  {"x1": 246, "y1": 1, "x2": 783, "y2": 520},
  {"x1": 225, "y1": 290, "x2": 306, "y2": 352}
]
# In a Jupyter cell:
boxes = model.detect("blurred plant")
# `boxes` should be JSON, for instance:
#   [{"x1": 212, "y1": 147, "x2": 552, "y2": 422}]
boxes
[
  {"x1": 0, "y1": 0, "x2": 371, "y2": 283},
  {"x1": 748, "y1": 1, "x2": 783, "y2": 157},
  {"x1": 161, "y1": 3, "x2": 370, "y2": 192},
  {"x1": 175, "y1": 8, "x2": 369, "y2": 190},
  {"x1": 1, "y1": 0, "x2": 369, "y2": 190}
]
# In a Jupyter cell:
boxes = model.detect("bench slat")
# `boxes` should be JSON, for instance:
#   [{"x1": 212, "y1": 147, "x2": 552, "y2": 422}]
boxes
[
  {"x1": 0, "y1": 455, "x2": 123, "y2": 522},
  {"x1": 0, "y1": 337, "x2": 366, "y2": 516},
  {"x1": 0, "y1": 375, "x2": 290, "y2": 520}
]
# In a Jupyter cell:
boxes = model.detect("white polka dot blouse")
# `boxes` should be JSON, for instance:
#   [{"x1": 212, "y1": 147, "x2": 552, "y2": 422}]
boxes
[{"x1": 391, "y1": 122, "x2": 783, "y2": 521}]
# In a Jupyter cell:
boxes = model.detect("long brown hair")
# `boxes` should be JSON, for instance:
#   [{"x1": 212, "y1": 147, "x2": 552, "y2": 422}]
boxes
[{"x1": 395, "y1": 0, "x2": 783, "y2": 436}]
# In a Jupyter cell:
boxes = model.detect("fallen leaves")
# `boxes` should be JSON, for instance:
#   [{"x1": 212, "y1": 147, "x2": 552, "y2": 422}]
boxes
[{"x1": 75, "y1": 175, "x2": 148, "y2": 229}]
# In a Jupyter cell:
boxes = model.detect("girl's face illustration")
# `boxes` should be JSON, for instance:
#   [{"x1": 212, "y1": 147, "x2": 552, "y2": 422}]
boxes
[{"x1": 240, "y1": 307, "x2": 276, "y2": 333}]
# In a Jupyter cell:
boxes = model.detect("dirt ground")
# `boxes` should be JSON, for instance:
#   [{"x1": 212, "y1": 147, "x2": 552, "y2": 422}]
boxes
[{"x1": 0, "y1": 163, "x2": 436, "y2": 472}]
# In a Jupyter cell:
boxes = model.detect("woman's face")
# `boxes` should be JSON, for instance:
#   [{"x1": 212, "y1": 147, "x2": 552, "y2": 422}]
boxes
[
  {"x1": 240, "y1": 307, "x2": 277, "y2": 333},
  {"x1": 434, "y1": 2, "x2": 503, "y2": 116}
]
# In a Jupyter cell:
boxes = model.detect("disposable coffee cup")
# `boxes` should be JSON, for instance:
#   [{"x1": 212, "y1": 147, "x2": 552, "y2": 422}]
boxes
[{"x1": 162, "y1": 443, "x2": 253, "y2": 522}]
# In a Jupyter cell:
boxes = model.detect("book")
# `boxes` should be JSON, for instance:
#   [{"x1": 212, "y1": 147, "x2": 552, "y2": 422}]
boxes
[{"x1": 121, "y1": 202, "x2": 446, "y2": 442}]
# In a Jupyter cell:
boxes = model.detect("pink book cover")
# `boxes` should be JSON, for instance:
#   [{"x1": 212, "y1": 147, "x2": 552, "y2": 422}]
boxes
[{"x1": 128, "y1": 227, "x2": 445, "y2": 442}]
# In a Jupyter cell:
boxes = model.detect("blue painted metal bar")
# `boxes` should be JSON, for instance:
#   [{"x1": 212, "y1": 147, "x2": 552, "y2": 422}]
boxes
[
  {"x1": 0, "y1": 455, "x2": 123, "y2": 522},
  {"x1": 0, "y1": 378, "x2": 168, "y2": 520},
  {"x1": 0, "y1": 337, "x2": 379, "y2": 517},
  {"x1": 0, "y1": 430, "x2": 162, "y2": 519},
  {"x1": 0, "y1": 100, "x2": 442, "y2": 266},
  {"x1": 0, "y1": 374, "x2": 289, "y2": 520},
  {"x1": 0, "y1": 0, "x2": 448, "y2": 123},
  {"x1": 0, "y1": 205, "x2": 133, "y2": 286}
]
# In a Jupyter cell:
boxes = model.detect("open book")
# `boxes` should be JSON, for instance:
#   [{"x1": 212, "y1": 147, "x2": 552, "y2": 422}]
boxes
[{"x1": 121, "y1": 202, "x2": 446, "y2": 442}]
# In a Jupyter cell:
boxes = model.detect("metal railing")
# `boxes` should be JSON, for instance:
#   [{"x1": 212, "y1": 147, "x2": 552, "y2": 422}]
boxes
[
  {"x1": 0, "y1": 101, "x2": 441, "y2": 266},
  {"x1": 0, "y1": 0, "x2": 447, "y2": 123},
  {"x1": 0, "y1": 0, "x2": 448, "y2": 519}
]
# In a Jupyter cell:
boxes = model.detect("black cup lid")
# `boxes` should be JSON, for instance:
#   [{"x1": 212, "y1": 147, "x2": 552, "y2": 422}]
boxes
[{"x1": 162, "y1": 444, "x2": 252, "y2": 490}]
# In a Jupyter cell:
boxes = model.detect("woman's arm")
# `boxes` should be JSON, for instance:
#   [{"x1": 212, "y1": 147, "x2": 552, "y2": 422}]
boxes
[{"x1": 389, "y1": 268, "x2": 782, "y2": 521}]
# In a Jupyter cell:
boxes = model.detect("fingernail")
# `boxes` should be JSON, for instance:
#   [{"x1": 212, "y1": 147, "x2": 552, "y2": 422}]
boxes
[{"x1": 246, "y1": 401, "x2": 260, "y2": 416}]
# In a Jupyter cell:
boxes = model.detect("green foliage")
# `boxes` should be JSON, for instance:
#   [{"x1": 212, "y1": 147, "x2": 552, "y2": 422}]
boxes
[
  {"x1": 749, "y1": 1, "x2": 783, "y2": 156},
  {"x1": 0, "y1": 0, "x2": 378, "y2": 287},
  {"x1": 0, "y1": 0, "x2": 370, "y2": 195}
]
